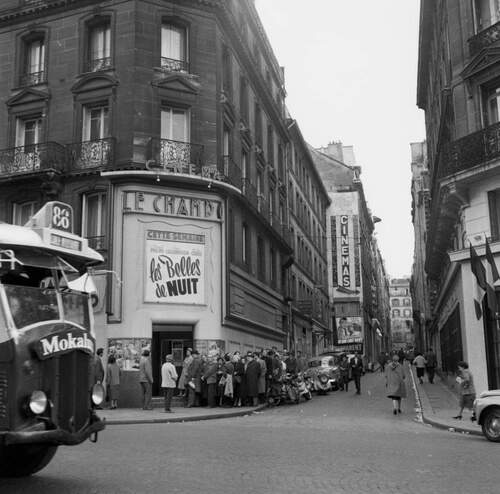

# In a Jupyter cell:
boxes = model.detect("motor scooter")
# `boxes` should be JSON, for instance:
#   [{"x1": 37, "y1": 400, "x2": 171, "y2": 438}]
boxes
[{"x1": 295, "y1": 373, "x2": 312, "y2": 401}]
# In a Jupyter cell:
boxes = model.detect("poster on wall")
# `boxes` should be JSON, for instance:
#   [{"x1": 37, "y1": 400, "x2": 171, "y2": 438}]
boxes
[
  {"x1": 145, "y1": 230, "x2": 205, "y2": 304},
  {"x1": 108, "y1": 338, "x2": 151, "y2": 370},
  {"x1": 336, "y1": 317, "x2": 363, "y2": 344},
  {"x1": 194, "y1": 340, "x2": 225, "y2": 357}
]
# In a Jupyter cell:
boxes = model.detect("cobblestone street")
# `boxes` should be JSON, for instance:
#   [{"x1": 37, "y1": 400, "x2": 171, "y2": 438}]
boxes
[{"x1": 2, "y1": 372, "x2": 499, "y2": 494}]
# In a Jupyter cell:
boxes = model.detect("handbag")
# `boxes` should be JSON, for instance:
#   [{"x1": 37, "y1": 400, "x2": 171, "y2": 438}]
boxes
[{"x1": 187, "y1": 379, "x2": 195, "y2": 389}]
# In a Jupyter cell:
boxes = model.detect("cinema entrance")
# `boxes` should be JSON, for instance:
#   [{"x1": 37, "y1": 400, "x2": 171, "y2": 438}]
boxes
[{"x1": 151, "y1": 324, "x2": 194, "y2": 395}]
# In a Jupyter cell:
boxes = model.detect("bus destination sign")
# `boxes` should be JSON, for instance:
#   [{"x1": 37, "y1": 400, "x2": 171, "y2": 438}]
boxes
[{"x1": 50, "y1": 233, "x2": 82, "y2": 251}]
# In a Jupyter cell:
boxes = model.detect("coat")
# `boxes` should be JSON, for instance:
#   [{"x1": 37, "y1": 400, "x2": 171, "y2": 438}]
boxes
[
  {"x1": 349, "y1": 357, "x2": 364, "y2": 377},
  {"x1": 202, "y1": 361, "x2": 218, "y2": 384},
  {"x1": 161, "y1": 362, "x2": 178, "y2": 388},
  {"x1": 245, "y1": 359, "x2": 261, "y2": 397},
  {"x1": 178, "y1": 355, "x2": 193, "y2": 390},
  {"x1": 257, "y1": 358, "x2": 267, "y2": 394},
  {"x1": 186, "y1": 356, "x2": 203, "y2": 392},
  {"x1": 94, "y1": 355, "x2": 105, "y2": 384},
  {"x1": 385, "y1": 362, "x2": 406, "y2": 398},
  {"x1": 139, "y1": 356, "x2": 153, "y2": 383}
]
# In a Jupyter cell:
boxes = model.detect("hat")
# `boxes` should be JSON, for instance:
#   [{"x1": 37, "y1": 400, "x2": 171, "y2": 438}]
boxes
[{"x1": 165, "y1": 354, "x2": 173, "y2": 361}]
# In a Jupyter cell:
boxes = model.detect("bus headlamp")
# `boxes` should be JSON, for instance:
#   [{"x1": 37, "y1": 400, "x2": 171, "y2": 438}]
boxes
[
  {"x1": 92, "y1": 383, "x2": 105, "y2": 406},
  {"x1": 29, "y1": 390, "x2": 48, "y2": 415}
]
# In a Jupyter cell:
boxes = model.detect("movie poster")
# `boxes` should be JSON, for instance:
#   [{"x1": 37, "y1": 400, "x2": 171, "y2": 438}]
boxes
[
  {"x1": 145, "y1": 230, "x2": 205, "y2": 304},
  {"x1": 336, "y1": 316, "x2": 363, "y2": 344},
  {"x1": 108, "y1": 338, "x2": 151, "y2": 370}
]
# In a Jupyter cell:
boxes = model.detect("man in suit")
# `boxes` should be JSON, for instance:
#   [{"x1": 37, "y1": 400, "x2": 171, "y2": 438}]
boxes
[{"x1": 349, "y1": 352, "x2": 364, "y2": 395}]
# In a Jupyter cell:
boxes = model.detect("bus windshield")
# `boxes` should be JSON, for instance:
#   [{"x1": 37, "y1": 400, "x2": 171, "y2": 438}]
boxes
[
  {"x1": 3, "y1": 284, "x2": 59, "y2": 329},
  {"x1": 2, "y1": 285, "x2": 91, "y2": 331}
]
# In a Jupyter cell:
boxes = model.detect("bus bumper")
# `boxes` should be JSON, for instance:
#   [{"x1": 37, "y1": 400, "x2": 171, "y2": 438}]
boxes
[{"x1": 2, "y1": 414, "x2": 105, "y2": 446}]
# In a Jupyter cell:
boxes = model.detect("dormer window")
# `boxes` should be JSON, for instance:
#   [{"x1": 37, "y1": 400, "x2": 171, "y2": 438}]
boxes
[
  {"x1": 86, "y1": 19, "x2": 111, "y2": 72},
  {"x1": 20, "y1": 34, "x2": 46, "y2": 86},
  {"x1": 161, "y1": 23, "x2": 188, "y2": 72}
]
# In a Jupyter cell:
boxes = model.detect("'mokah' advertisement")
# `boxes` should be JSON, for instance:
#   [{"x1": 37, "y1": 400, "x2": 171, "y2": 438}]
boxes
[{"x1": 145, "y1": 230, "x2": 205, "y2": 304}]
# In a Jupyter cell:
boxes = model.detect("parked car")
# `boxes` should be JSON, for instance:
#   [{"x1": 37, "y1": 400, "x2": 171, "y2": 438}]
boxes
[
  {"x1": 472, "y1": 390, "x2": 500, "y2": 442},
  {"x1": 305, "y1": 355, "x2": 341, "y2": 393}
]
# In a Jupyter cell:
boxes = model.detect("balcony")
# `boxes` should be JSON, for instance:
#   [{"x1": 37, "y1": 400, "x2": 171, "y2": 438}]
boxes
[
  {"x1": 469, "y1": 21, "x2": 500, "y2": 56},
  {"x1": 160, "y1": 57, "x2": 189, "y2": 73},
  {"x1": 437, "y1": 121, "x2": 500, "y2": 179},
  {"x1": 0, "y1": 142, "x2": 66, "y2": 177},
  {"x1": 19, "y1": 70, "x2": 46, "y2": 87},
  {"x1": 68, "y1": 138, "x2": 115, "y2": 172},
  {"x1": 86, "y1": 235, "x2": 107, "y2": 251},
  {"x1": 148, "y1": 138, "x2": 203, "y2": 175},
  {"x1": 84, "y1": 57, "x2": 112, "y2": 73}
]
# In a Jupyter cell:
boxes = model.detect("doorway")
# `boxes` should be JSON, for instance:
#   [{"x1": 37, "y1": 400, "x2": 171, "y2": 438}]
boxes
[{"x1": 152, "y1": 324, "x2": 193, "y2": 396}]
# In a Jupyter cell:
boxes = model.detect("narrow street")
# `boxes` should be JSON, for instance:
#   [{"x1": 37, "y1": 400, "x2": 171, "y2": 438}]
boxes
[{"x1": 2, "y1": 372, "x2": 498, "y2": 494}]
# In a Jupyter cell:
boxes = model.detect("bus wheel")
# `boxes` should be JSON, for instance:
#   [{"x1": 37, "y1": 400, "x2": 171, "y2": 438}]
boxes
[{"x1": 0, "y1": 444, "x2": 58, "y2": 477}]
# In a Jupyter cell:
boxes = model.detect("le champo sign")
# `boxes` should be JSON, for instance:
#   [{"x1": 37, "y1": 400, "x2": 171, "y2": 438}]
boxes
[{"x1": 145, "y1": 230, "x2": 205, "y2": 304}]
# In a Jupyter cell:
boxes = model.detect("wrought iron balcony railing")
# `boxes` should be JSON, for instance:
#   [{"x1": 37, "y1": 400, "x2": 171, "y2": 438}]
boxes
[
  {"x1": 438, "y1": 121, "x2": 500, "y2": 179},
  {"x1": 85, "y1": 57, "x2": 112, "y2": 73},
  {"x1": 19, "y1": 70, "x2": 46, "y2": 87},
  {"x1": 68, "y1": 138, "x2": 115, "y2": 171},
  {"x1": 0, "y1": 142, "x2": 66, "y2": 177},
  {"x1": 469, "y1": 21, "x2": 500, "y2": 56},
  {"x1": 148, "y1": 138, "x2": 203, "y2": 175},
  {"x1": 160, "y1": 57, "x2": 189, "y2": 73}
]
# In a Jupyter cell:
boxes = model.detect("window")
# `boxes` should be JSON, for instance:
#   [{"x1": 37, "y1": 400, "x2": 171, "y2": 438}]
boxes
[
  {"x1": 87, "y1": 21, "x2": 111, "y2": 72},
  {"x1": 404, "y1": 309, "x2": 412, "y2": 318},
  {"x1": 83, "y1": 105, "x2": 109, "y2": 141},
  {"x1": 21, "y1": 35, "x2": 45, "y2": 86},
  {"x1": 392, "y1": 309, "x2": 400, "y2": 318},
  {"x1": 257, "y1": 236, "x2": 265, "y2": 280},
  {"x1": 488, "y1": 189, "x2": 500, "y2": 240},
  {"x1": 12, "y1": 201, "x2": 36, "y2": 226},
  {"x1": 242, "y1": 222, "x2": 249, "y2": 265},
  {"x1": 222, "y1": 45, "x2": 232, "y2": 98},
  {"x1": 161, "y1": 107, "x2": 189, "y2": 142},
  {"x1": 475, "y1": 0, "x2": 500, "y2": 32},
  {"x1": 240, "y1": 77, "x2": 248, "y2": 122},
  {"x1": 161, "y1": 23, "x2": 188, "y2": 72},
  {"x1": 83, "y1": 192, "x2": 107, "y2": 250},
  {"x1": 483, "y1": 84, "x2": 500, "y2": 125},
  {"x1": 15, "y1": 116, "x2": 42, "y2": 148},
  {"x1": 392, "y1": 299, "x2": 400, "y2": 307}
]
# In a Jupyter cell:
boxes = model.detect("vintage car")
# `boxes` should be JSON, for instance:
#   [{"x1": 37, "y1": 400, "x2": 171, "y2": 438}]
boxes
[
  {"x1": 472, "y1": 390, "x2": 500, "y2": 442},
  {"x1": 305, "y1": 355, "x2": 341, "y2": 394}
]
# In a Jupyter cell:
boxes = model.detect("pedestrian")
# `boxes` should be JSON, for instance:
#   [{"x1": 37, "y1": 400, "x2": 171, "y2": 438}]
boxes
[
  {"x1": 385, "y1": 354, "x2": 406, "y2": 415},
  {"x1": 377, "y1": 351, "x2": 387, "y2": 373},
  {"x1": 201, "y1": 355, "x2": 218, "y2": 408},
  {"x1": 453, "y1": 361, "x2": 476, "y2": 420},
  {"x1": 398, "y1": 348, "x2": 406, "y2": 364},
  {"x1": 139, "y1": 349, "x2": 154, "y2": 410},
  {"x1": 245, "y1": 352, "x2": 261, "y2": 407},
  {"x1": 161, "y1": 354, "x2": 178, "y2": 413},
  {"x1": 232, "y1": 353, "x2": 244, "y2": 407},
  {"x1": 339, "y1": 355, "x2": 350, "y2": 391},
  {"x1": 412, "y1": 352, "x2": 427, "y2": 384},
  {"x1": 256, "y1": 352, "x2": 267, "y2": 404},
  {"x1": 177, "y1": 348, "x2": 193, "y2": 398},
  {"x1": 106, "y1": 355, "x2": 121, "y2": 410},
  {"x1": 424, "y1": 348, "x2": 437, "y2": 384},
  {"x1": 284, "y1": 351, "x2": 297, "y2": 375},
  {"x1": 186, "y1": 350, "x2": 202, "y2": 408},
  {"x1": 349, "y1": 352, "x2": 364, "y2": 394}
]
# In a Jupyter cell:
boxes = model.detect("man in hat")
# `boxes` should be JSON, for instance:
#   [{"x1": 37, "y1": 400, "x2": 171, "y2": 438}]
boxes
[
  {"x1": 161, "y1": 354, "x2": 178, "y2": 413},
  {"x1": 139, "y1": 349, "x2": 154, "y2": 410}
]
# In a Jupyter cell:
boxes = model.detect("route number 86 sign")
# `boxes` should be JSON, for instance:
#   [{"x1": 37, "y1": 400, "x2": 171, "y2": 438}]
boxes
[{"x1": 50, "y1": 202, "x2": 73, "y2": 232}]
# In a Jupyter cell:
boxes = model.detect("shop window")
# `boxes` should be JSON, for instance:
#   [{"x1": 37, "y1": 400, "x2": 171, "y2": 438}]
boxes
[
  {"x1": 12, "y1": 201, "x2": 37, "y2": 226},
  {"x1": 20, "y1": 34, "x2": 46, "y2": 86},
  {"x1": 161, "y1": 22, "x2": 188, "y2": 72},
  {"x1": 86, "y1": 19, "x2": 111, "y2": 72},
  {"x1": 475, "y1": 0, "x2": 500, "y2": 32},
  {"x1": 83, "y1": 192, "x2": 107, "y2": 251}
]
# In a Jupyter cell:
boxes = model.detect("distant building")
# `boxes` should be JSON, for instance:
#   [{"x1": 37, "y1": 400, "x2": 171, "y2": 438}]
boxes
[
  {"x1": 311, "y1": 144, "x2": 390, "y2": 362},
  {"x1": 410, "y1": 141, "x2": 431, "y2": 353},
  {"x1": 389, "y1": 278, "x2": 414, "y2": 350}
]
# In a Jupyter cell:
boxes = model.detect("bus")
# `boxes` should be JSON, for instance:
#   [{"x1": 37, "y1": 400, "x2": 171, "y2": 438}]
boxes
[{"x1": 0, "y1": 201, "x2": 106, "y2": 477}]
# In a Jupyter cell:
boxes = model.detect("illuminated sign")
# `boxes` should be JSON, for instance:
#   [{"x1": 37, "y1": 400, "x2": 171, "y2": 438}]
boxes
[
  {"x1": 50, "y1": 233, "x2": 82, "y2": 251},
  {"x1": 340, "y1": 215, "x2": 350, "y2": 287}
]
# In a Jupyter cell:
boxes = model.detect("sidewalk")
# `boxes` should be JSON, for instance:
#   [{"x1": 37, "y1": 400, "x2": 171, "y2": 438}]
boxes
[
  {"x1": 97, "y1": 404, "x2": 266, "y2": 425},
  {"x1": 409, "y1": 366, "x2": 482, "y2": 436}
]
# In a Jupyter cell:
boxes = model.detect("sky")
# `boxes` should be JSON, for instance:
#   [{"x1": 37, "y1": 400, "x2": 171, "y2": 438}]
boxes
[{"x1": 254, "y1": 0, "x2": 425, "y2": 278}]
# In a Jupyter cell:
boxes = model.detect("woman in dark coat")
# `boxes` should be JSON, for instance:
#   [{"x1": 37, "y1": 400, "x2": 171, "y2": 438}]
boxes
[
  {"x1": 244, "y1": 353, "x2": 261, "y2": 407},
  {"x1": 385, "y1": 354, "x2": 406, "y2": 415}
]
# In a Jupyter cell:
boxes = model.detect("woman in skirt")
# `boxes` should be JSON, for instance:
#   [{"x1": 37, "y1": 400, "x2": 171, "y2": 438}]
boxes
[
  {"x1": 453, "y1": 361, "x2": 476, "y2": 420},
  {"x1": 385, "y1": 354, "x2": 406, "y2": 415}
]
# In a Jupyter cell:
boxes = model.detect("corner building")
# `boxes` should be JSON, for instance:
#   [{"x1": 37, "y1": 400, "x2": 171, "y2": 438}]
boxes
[{"x1": 0, "y1": 0, "x2": 295, "y2": 404}]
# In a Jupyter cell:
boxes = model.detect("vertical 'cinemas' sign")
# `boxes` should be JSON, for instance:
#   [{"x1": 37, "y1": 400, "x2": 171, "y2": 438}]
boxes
[
  {"x1": 145, "y1": 230, "x2": 205, "y2": 304},
  {"x1": 340, "y1": 215, "x2": 350, "y2": 287}
]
